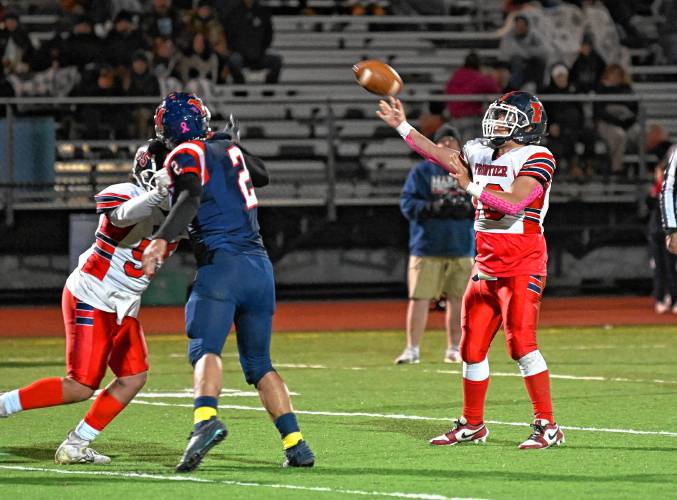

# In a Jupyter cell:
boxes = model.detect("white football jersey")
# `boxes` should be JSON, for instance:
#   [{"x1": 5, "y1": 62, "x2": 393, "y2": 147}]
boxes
[
  {"x1": 462, "y1": 139, "x2": 556, "y2": 234},
  {"x1": 66, "y1": 183, "x2": 178, "y2": 323}
]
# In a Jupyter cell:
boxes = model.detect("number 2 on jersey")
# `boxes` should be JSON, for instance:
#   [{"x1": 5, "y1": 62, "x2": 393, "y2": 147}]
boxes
[{"x1": 227, "y1": 146, "x2": 258, "y2": 209}]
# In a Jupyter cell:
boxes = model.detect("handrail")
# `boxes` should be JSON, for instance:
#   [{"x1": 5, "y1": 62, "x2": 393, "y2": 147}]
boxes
[{"x1": 3, "y1": 93, "x2": 677, "y2": 105}]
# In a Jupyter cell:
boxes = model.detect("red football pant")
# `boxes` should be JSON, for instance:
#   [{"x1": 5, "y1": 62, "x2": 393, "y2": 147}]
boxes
[
  {"x1": 63, "y1": 287, "x2": 149, "y2": 389},
  {"x1": 459, "y1": 271, "x2": 552, "y2": 423}
]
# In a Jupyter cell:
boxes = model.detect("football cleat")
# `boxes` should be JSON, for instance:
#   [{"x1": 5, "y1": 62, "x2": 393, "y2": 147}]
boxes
[
  {"x1": 394, "y1": 347, "x2": 420, "y2": 365},
  {"x1": 55, "y1": 431, "x2": 111, "y2": 465},
  {"x1": 430, "y1": 417, "x2": 489, "y2": 446},
  {"x1": 518, "y1": 419, "x2": 565, "y2": 449},
  {"x1": 283, "y1": 440, "x2": 315, "y2": 468},
  {"x1": 443, "y1": 347, "x2": 462, "y2": 364},
  {"x1": 175, "y1": 416, "x2": 227, "y2": 472}
]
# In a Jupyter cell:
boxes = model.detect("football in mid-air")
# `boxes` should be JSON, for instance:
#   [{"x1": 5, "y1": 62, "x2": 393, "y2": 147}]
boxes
[{"x1": 352, "y1": 60, "x2": 403, "y2": 96}]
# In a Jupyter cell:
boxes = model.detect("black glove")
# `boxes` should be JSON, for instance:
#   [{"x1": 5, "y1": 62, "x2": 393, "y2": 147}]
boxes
[
  {"x1": 424, "y1": 194, "x2": 474, "y2": 219},
  {"x1": 147, "y1": 138, "x2": 170, "y2": 168},
  {"x1": 223, "y1": 113, "x2": 240, "y2": 143}
]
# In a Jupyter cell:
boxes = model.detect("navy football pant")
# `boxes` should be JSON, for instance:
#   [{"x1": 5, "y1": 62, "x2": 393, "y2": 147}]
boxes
[{"x1": 186, "y1": 250, "x2": 276, "y2": 385}]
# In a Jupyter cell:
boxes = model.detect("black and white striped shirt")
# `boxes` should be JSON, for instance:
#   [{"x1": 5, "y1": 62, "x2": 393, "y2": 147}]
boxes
[{"x1": 660, "y1": 145, "x2": 677, "y2": 234}]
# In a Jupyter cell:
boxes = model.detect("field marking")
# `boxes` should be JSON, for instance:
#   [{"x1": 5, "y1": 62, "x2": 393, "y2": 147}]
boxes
[
  {"x1": 129, "y1": 400, "x2": 677, "y2": 437},
  {"x1": 547, "y1": 344, "x2": 668, "y2": 351},
  {"x1": 435, "y1": 370, "x2": 677, "y2": 385},
  {"x1": 0, "y1": 465, "x2": 486, "y2": 500},
  {"x1": 132, "y1": 388, "x2": 299, "y2": 398}
]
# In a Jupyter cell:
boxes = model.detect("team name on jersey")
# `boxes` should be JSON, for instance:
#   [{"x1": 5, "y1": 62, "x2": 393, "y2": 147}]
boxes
[{"x1": 474, "y1": 164, "x2": 508, "y2": 177}]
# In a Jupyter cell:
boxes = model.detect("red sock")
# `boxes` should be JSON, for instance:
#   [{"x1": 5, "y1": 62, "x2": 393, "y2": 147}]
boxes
[
  {"x1": 84, "y1": 390, "x2": 126, "y2": 431},
  {"x1": 523, "y1": 370, "x2": 554, "y2": 423},
  {"x1": 463, "y1": 377, "x2": 489, "y2": 425},
  {"x1": 18, "y1": 377, "x2": 64, "y2": 410}
]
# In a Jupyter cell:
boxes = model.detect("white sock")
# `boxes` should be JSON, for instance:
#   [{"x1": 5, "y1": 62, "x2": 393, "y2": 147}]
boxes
[
  {"x1": 1, "y1": 390, "x2": 23, "y2": 415},
  {"x1": 409, "y1": 345, "x2": 420, "y2": 355},
  {"x1": 75, "y1": 420, "x2": 100, "y2": 442}
]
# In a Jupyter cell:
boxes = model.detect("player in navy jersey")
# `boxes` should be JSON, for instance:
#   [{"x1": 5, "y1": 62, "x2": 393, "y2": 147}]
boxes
[{"x1": 141, "y1": 92, "x2": 314, "y2": 472}]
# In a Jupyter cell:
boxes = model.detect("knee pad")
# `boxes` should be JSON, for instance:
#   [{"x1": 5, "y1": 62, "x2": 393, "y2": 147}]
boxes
[
  {"x1": 187, "y1": 339, "x2": 223, "y2": 367},
  {"x1": 517, "y1": 350, "x2": 548, "y2": 377},
  {"x1": 462, "y1": 358, "x2": 489, "y2": 381},
  {"x1": 241, "y1": 357, "x2": 274, "y2": 386},
  {"x1": 460, "y1": 344, "x2": 487, "y2": 365}
]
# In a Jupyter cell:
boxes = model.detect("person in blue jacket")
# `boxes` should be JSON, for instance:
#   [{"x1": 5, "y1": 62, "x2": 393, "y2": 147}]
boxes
[{"x1": 395, "y1": 124, "x2": 475, "y2": 364}]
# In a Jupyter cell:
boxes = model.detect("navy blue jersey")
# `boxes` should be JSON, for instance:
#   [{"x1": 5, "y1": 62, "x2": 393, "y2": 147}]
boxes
[{"x1": 165, "y1": 134, "x2": 266, "y2": 255}]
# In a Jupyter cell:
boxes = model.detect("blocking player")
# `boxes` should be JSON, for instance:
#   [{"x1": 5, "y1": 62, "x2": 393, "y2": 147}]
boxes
[
  {"x1": 141, "y1": 92, "x2": 314, "y2": 472},
  {"x1": 377, "y1": 91, "x2": 565, "y2": 449},
  {"x1": 0, "y1": 140, "x2": 178, "y2": 463}
]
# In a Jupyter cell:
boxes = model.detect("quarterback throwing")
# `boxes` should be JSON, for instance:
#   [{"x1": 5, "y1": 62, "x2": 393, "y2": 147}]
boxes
[{"x1": 377, "y1": 91, "x2": 564, "y2": 449}]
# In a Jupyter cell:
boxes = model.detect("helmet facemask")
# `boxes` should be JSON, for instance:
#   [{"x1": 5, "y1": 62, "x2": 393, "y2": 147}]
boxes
[
  {"x1": 132, "y1": 145, "x2": 160, "y2": 192},
  {"x1": 482, "y1": 102, "x2": 531, "y2": 147}
]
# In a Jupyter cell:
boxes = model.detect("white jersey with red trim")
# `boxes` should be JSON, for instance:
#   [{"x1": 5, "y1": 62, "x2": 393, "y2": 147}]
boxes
[
  {"x1": 65, "y1": 182, "x2": 179, "y2": 323},
  {"x1": 462, "y1": 139, "x2": 556, "y2": 234}
]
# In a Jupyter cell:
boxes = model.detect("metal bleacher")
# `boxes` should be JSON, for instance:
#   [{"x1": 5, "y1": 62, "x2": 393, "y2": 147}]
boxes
[{"x1": 4, "y1": 9, "x2": 677, "y2": 214}]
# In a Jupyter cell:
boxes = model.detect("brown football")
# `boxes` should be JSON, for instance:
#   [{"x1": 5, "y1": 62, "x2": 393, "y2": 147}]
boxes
[{"x1": 352, "y1": 60, "x2": 403, "y2": 96}]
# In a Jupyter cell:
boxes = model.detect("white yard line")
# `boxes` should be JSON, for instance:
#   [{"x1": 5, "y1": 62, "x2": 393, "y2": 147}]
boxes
[
  {"x1": 435, "y1": 370, "x2": 677, "y2": 385},
  {"x1": 547, "y1": 344, "x2": 667, "y2": 351},
  {"x1": 0, "y1": 465, "x2": 485, "y2": 500},
  {"x1": 129, "y1": 400, "x2": 677, "y2": 437}
]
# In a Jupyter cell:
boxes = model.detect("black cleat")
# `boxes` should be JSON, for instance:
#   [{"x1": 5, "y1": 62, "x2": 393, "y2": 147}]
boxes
[
  {"x1": 175, "y1": 417, "x2": 227, "y2": 472},
  {"x1": 282, "y1": 440, "x2": 315, "y2": 468}
]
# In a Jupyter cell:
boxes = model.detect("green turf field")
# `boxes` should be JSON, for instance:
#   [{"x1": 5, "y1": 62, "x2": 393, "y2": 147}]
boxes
[{"x1": 1, "y1": 325, "x2": 676, "y2": 500}]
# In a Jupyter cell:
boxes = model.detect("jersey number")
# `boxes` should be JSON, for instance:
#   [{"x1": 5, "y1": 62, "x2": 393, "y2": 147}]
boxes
[
  {"x1": 482, "y1": 183, "x2": 505, "y2": 221},
  {"x1": 227, "y1": 146, "x2": 258, "y2": 209},
  {"x1": 124, "y1": 239, "x2": 178, "y2": 279}
]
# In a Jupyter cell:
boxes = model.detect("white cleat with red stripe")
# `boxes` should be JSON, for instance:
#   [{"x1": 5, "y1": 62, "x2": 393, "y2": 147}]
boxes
[
  {"x1": 429, "y1": 417, "x2": 489, "y2": 446},
  {"x1": 519, "y1": 419, "x2": 565, "y2": 449}
]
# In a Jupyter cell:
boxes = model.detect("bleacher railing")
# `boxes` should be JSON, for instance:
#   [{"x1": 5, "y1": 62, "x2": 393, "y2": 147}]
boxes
[{"x1": 1, "y1": 93, "x2": 674, "y2": 226}]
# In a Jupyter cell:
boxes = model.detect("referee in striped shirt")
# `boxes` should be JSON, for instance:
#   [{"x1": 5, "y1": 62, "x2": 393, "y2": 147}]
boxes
[{"x1": 661, "y1": 145, "x2": 677, "y2": 254}]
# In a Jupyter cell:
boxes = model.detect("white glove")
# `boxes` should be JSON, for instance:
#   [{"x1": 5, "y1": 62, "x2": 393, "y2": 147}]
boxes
[{"x1": 152, "y1": 168, "x2": 171, "y2": 197}]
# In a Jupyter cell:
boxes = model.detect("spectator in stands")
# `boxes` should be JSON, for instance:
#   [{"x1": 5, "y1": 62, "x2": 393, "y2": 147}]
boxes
[
  {"x1": 70, "y1": 64, "x2": 127, "y2": 139},
  {"x1": 646, "y1": 127, "x2": 677, "y2": 313},
  {"x1": 57, "y1": 16, "x2": 104, "y2": 70},
  {"x1": 593, "y1": 63, "x2": 637, "y2": 177},
  {"x1": 658, "y1": 0, "x2": 677, "y2": 65},
  {"x1": 0, "y1": 11, "x2": 34, "y2": 75},
  {"x1": 152, "y1": 35, "x2": 183, "y2": 90},
  {"x1": 395, "y1": 124, "x2": 475, "y2": 365},
  {"x1": 55, "y1": 0, "x2": 87, "y2": 36},
  {"x1": 187, "y1": 0, "x2": 226, "y2": 50},
  {"x1": 142, "y1": 0, "x2": 184, "y2": 48},
  {"x1": 390, "y1": 0, "x2": 446, "y2": 15},
  {"x1": 225, "y1": 0, "x2": 282, "y2": 84},
  {"x1": 600, "y1": 0, "x2": 649, "y2": 49},
  {"x1": 569, "y1": 32, "x2": 606, "y2": 94},
  {"x1": 491, "y1": 60, "x2": 516, "y2": 93},
  {"x1": 0, "y1": 68, "x2": 15, "y2": 109},
  {"x1": 542, "y1": 63, "x2": 590, "y2": 176},
  {"x1": 126, "y1": 50, "x2": 160, "y2": 138},
  {"x1": 105, "y1": 10, "x2": 148, "y2": 69},
  {"x1": 180, "y1": 32, "x2": 219, "y2": 84},
  {"x1": 89, "y1": 0, "x2": 145, "y2": 28},
  {"x1": 444, "y1": 52, "x2": 500, "y2": 144},
  {"x1": 499, "y1": 14, "x2": 551, "y2": 91}
]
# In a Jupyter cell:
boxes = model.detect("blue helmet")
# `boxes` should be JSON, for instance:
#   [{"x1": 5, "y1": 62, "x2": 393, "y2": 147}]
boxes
[{"x1": 154, "y1": 92, "x2": 211, "y2": 148}]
